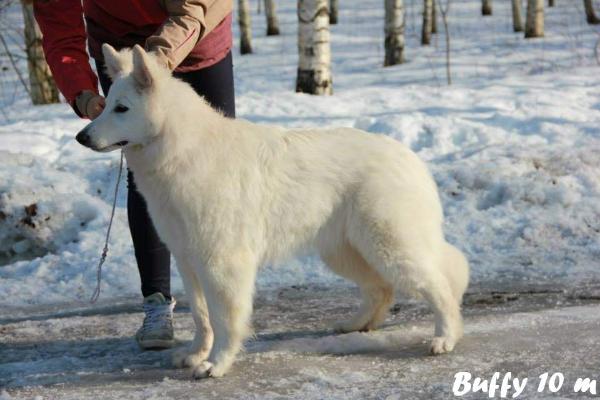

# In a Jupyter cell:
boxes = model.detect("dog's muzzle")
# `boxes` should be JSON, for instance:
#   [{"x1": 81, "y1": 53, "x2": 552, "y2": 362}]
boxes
[
  {"x1": 75, "y1": 127, "x2": 129, "y2": 152},
  {"x1": 76, "y1": 128, "x2": 91, "y2": 147}
]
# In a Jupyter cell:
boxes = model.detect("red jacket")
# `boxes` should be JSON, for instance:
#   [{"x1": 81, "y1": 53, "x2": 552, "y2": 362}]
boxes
[{"x1": 33, "y1": 0, "x2": 232, "y2": 108}]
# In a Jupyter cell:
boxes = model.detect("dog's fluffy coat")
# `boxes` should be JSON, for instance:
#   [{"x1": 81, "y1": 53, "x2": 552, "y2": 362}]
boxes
[{"x1": 79, "y1": 44, "x2": 469, "y2": 378}]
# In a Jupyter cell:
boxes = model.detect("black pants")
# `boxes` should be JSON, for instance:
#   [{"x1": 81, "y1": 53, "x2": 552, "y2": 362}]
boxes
[{"x1": 96, "y1": 52, "x2": 235, "y2": 299}]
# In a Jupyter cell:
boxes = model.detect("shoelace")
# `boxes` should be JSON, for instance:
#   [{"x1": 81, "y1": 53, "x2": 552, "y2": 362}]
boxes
[{"x1": 140, "y1": 300, "x2": 176, "y2": 335}]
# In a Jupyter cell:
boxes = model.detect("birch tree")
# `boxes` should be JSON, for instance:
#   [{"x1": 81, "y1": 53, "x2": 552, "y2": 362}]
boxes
[
  {"x1": 511, "y1": 0, "x2": 523, "y2": 32},
  {"x1": 238, "y1": 0, "x2": 253, "y2": 54},
  {"x1": 296, "y1": 0, "x2": 332, "y2": 95},
  {"x1": 21, "y1": 2, "x2": 59, "y2": 104},
  {"x1": 584, "y1": 0, "x2": 600, "y2": 24},
  {"x1": 421, "y1": 0, "x2": 432, "y2": 45},
  {"x1": 482, "y1": 0, "x2": 492, "y2": 15},
  {"x1": 436, "y1": 0, "x2": 452, "y2": 84},
  {"x1": 264, "y1": 0, "x2": 280, "y2": 35},
  {"x1": 330, "y1": 0, "x2": 338, "y2": 24},
  {"x1": 385, "y1": 0, "x2": 405, "y2": 65},
  {"x1": 524, "y1": 0, "x2": 544, "y2": 38}
]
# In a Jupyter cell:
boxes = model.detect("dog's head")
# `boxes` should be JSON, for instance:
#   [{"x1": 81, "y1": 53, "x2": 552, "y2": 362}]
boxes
[{"x1": 75, "y1": 44, "x2": 170, "y2": 152}]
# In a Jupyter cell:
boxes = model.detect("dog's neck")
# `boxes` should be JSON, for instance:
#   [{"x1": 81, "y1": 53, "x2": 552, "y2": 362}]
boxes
[{"x1": 124, "y1": 85, "x2": 230, "y2": 182}]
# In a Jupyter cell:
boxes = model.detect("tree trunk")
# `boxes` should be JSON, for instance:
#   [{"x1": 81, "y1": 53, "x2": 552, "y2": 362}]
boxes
[
  {"x1": 584, "y1": 0, "x2": 600, "y2": 24},
  {"x1": 431, "y1": 1, "x2": 438, "y2": 34},
  {"x1": 296, "y1": 0, "x2": 332, "y2": 95},
  {"x1": 238, "y1": 0, "x2": 253, "y2": 54},
  {"x1": 512, "y1": 0, "x2": 524, "y2": 32},
  {"x1": 548, "y1": 0, "x2": 554, "y2": 7},
  {"x1": 525, "y1": 0, "x2": 544, "y2": 38},
  {"x1": 436, "y1": 0, "x2": 452, "y2": 84},
  {"x1": 421, "y1": 0, "x2": 432, "y2": 45},
  {"x1": 385, "y1": 0, "x2": 405, "y2": 65},
  {"x1": 21, "y1": 3, "x2": 59, "y2": 105},
  {"x1": 264, "y1": 0, "x2": 280, "y2": 35},
  {"x1": 482, "y1": 0, "x2": 492, "y2": 15},
  {"x1": 329, "y1": 0, "x2": 338, "y2": 24}
]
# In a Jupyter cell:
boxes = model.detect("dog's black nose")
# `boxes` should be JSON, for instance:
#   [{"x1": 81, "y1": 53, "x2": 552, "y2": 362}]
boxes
[{"x1": 76, "y1": 129, "x2": 91, "y2": 146}]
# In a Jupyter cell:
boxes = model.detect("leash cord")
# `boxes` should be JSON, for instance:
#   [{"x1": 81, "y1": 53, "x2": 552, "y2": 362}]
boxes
[{"x1": 90, "y1": 150, "x2": 124, "y2": 303}]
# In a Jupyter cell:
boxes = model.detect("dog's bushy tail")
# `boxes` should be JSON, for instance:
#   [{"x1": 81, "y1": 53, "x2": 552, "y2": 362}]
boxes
[{"x1": 442, "y1": 242, "x2": 470, "y2": 303}]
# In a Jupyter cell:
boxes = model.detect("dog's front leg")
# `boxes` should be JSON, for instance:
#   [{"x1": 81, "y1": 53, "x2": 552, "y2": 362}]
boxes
[
  {"x1": 172, "y1": 261, "x2": 213, "y2": 369},
  {"x1": 192, "y1": 250, "x2": 257, "y2": 379}
]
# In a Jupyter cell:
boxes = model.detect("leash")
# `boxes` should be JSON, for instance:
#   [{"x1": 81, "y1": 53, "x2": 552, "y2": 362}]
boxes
[{"x1": 90, "y1": 150, "x2": 124, "y2": 303}]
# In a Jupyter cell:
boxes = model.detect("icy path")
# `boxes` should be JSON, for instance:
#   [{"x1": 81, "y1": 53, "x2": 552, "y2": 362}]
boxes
[{"x1": 2, "y1": 286, "x2": 600, "y2": 399}]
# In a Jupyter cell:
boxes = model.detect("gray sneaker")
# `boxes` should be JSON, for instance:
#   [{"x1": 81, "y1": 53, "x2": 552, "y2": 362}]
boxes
[{"x1": 135, "y1": 292, "x2": 176, "y2": 350}]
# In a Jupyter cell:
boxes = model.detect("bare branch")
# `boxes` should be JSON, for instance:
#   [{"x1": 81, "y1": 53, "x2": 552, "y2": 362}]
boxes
[{"x1": 0, "y1": 32, "x2": 31, "y2": 96}]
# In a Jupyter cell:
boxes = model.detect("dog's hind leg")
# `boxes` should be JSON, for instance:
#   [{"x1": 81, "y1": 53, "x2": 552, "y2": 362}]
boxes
[
  {"x1": 321, "y1": 242, "x2": 395, "y2": 333},
  {"x1": 191, "y1": 249, "x2": 257, "y2": 379},
  {"x1": 382, "y1": 252, "x2": 463, "y2": 354},
  {"x1": 172, "y1": 260, "x2": 214, "y2": 370},
  {"x1": 420, "y1": 274, "x2": 464, "y2": 355},
  {"x1": 349, "y1": 219, "x2": 464, "y2": 354}
]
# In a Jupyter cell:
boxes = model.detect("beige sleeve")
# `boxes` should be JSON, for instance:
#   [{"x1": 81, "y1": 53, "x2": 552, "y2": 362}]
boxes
[{"x1": 146, "y1": 0, "x2": 224, "y2": 70}]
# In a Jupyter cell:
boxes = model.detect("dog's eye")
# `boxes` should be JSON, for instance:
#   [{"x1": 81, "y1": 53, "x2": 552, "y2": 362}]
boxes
[{"x1": 114, "y1": 104, "x2": 129, "y2": 113}]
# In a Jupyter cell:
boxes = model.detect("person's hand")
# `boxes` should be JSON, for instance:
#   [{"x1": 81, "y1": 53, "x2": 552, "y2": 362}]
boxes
[
  {"x1": 86, "y1": 95, "x2": 106, "y2": 120},
  {"x1": 75, "y1": 90, "x2": 106, "y2": 120}
]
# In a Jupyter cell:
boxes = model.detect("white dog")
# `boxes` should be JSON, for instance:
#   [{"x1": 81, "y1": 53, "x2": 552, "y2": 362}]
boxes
[{"x1": 76, "y1": 44, "x2": 469, "y2": 379}]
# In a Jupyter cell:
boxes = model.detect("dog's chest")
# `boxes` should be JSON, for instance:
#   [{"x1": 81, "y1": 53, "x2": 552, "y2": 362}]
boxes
[{"x1": 133, "y1": 172, "x2": 193, "y2": 251}]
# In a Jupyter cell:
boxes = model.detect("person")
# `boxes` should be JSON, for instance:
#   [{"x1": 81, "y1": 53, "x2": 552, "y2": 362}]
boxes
[{"x1": 32, "y1": 0, "x2": 235, "y2": 350}]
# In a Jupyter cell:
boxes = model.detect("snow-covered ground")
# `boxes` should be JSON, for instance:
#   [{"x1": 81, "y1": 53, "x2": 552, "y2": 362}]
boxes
[
  {"x1": 0, "y1": 0, "x2": 599, "y2": 311},
  {"x1": 2, "y1": 0, "x2": 599, "y2": 308}
]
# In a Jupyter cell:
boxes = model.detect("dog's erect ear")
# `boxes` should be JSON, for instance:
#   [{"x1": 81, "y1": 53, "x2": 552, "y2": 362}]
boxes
[
  {"x1": 102, "y1": 44, "x2": 123, "y2": 80},
  {"x1": 132, "y1": 44, "x2": 154, "y2": 89}
]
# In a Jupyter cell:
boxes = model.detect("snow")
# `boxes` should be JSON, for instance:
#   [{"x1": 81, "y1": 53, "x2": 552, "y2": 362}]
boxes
[{"x1": 1, "y1": 0, "x2": 599, "y2": 310}]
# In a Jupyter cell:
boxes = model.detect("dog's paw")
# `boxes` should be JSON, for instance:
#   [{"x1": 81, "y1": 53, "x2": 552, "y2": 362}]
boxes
[
  {"x1": 429, "y1": 336, "x2": 456, "y2": 355},
  {"x1": 172, "y1": 348, "x2": 208, "y2": 369},
  {"x1": 192, "y1": 361, "x2": 215, "y2": 379},
  {"x1": 191, "y1": 360, "x2": 231, "y2": 379},
  {"x1": 207, "y1": 362, "x2": 229, "y2": 378}
]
